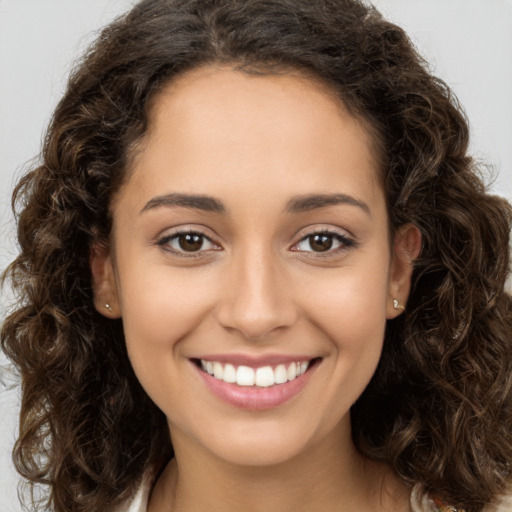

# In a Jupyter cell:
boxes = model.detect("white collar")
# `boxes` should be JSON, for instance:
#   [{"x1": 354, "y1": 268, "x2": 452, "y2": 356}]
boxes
[{"x1": 123, "y1": 472, "x2": 153, "y2": 512}]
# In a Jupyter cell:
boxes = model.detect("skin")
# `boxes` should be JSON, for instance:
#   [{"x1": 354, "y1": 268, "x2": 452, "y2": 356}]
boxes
[{"x1": 91, "y1": 66, "x2": 421, "y2": 511}]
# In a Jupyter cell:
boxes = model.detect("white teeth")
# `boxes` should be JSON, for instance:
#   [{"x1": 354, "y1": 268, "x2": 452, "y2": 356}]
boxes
[
  {"x1": 236, "y1": 366, "x2": 255, "y2": 386},
  {"x1": 223, "y1": 363, "x2": 237, "y2": 383},
  {"x1": 200, "y1": 359, "x2": 312, "y2": 387},
  {"x1": 287, "y1": 362, "x2": 297, "y2": 381},
  {"x1": 213, "y1": 362, "x2": 223, "y2": 380},
  {"x1": 274, "y1": 364, "x2": 288, "y2": 384},
  {"x1": 255, "y1": 366, "x2": 275, "y2": 387}
]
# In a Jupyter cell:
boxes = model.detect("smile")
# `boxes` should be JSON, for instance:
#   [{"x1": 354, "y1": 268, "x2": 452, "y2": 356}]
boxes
[
  {"x1": 200, "y1": 359, "x2": 310, "y2": 387},
  {"x1": 193, "y1": 356, "x2": 320, "y2": 411}
]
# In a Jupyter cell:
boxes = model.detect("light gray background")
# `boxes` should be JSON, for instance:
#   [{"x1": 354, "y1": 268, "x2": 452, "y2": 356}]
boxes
[{"x1": 1, "y1": 1, "x2": 511, "y2": 510}]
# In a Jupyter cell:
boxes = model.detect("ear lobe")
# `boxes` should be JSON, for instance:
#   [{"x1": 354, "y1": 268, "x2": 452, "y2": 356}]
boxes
[
  {"x1": 386, "y1": 223, "x2": 422, "y2": 319},
  {"x1": 90, "y1": 242, "x2": 121, "y2": 318}
]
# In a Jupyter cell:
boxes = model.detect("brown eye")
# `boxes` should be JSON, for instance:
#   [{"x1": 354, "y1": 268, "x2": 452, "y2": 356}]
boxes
[
  {"x1": 178, "y1": 233, "x2": 204, "y2": 252},
  {"x1": 293, "y1": 230, "x2": 354, "y2": 254},
  {"x1": 308, "y1": 234, "x2": 333, "y2": 252},
  {"x1": 158, "y1": 231, "x2": 218, "y2": 254}
]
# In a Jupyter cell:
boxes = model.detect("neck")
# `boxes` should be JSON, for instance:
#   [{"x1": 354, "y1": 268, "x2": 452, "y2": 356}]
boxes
[{"x1": 147, "y1": 423, "x2": 410, "y2": 512}]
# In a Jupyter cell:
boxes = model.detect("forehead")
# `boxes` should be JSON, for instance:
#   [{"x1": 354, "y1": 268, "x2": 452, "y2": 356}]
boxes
[
  {"x1": 145, "y1": 66, "x2": 377, "y2": 158},
  {"x1": 123, "y1": 65, "x2": 383, "y2": 211}
]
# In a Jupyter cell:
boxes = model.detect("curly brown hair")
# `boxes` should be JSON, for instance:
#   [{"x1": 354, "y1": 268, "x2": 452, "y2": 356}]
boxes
[{"x1": 2, "y1": 0, "x2": 512, "y2": 511}]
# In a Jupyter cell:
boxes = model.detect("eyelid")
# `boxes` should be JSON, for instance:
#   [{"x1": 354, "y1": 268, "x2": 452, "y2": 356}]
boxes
[
  {"x1": 290, "y1": 226, "x2": 357, "y2": 254},
  {"x1": 292, "y1": 223, "x2": 355, "y2": 240},
  {"x1": 155, "y1": 226, "x2": 223, "y2": 256},
  {"x1": 154, "y1": 224, "x2": 356, "y2": 258}
]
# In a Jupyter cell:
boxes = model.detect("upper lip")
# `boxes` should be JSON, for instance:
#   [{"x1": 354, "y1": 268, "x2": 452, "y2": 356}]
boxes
[{"x1": 191, "y1": 353, "x2": 318, "y2": 368}]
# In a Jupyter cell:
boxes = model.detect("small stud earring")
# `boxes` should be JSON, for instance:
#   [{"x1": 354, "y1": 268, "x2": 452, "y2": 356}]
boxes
[
  {"x1": 393, "y1": 299, "x2": 405, "y2": 312},
  {"x1": 105, "y1": 303, "x2": 113, "y2": 312}
]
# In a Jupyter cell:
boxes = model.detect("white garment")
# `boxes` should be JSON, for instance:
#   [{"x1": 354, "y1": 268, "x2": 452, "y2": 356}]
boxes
[
  {"x1": 123, "y1": 472, "x2": 152, "y2": 512},
  {"x1": 409, "y1": 486, "x2": 512, "y2": 512}
]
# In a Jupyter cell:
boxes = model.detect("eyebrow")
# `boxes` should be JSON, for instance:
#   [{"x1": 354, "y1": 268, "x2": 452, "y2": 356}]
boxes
[
  {"x1": 140, "y1": 193, "x2": 226, "y2": 214},
  {"x1": 140, "y1": 192, "x2": 370, "y2": 216},
  {"x1": 285, "y1": 194, "x2": 371, "y2": 216}
]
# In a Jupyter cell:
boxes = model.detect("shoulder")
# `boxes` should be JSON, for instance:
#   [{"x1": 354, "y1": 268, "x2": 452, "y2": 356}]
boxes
[
  {"x1": 487, "y1": 493, "x2": 512, "y2": 512},
  {"x1": 410, "y1": 484, "x2": 512, "y2": 512},
  {"x1": 410, "y1": 486, "x2": 458, "y2": 512}
]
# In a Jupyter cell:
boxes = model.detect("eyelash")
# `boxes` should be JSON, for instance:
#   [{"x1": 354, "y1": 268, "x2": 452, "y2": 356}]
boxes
[
  {"x1": 156, "y1": 228, "x2": 356, "y2": 257},
  {"x1": 290, "y1": 229, "x2": 356, "y2": 255},
  {"x1": 156, "y1": 229, "x2": 220, "y2": 257}
]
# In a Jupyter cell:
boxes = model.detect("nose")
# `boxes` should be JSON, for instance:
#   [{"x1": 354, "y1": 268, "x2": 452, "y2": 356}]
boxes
[{"x1": 215, "y1": 247, "x2": 298, "y2": 340}]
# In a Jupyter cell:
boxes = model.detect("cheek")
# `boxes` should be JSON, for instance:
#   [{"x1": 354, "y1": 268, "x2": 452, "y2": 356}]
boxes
[
  {"x1": 300, "y1": 267, "x2": 389, "y2": 432},
  {"x1": 310, "y1": 277, "x2": 388, "y2": 383},
  {"x1": 299, "y1": 257, "x2": 391, "y2": 341},
  {"x1": 117, "y1": 262, "x2": 216, "y2": 379},
  {"x1": 299, "y1": 257, "x2": 390, "y2": 383}
]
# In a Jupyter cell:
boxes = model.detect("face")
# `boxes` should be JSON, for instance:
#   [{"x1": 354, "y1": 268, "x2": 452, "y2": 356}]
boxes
[{"x1": 92, "y1": 66, "x2": 419, "y2": 468}]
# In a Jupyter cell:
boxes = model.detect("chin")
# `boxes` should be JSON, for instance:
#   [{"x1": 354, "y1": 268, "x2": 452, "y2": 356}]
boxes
[
  {"x1": 186, "y1": 417, "x2": 325, "y2": 468},
  {"x1": 210, "y1": 438, "x2": 309, "y2": 467}
]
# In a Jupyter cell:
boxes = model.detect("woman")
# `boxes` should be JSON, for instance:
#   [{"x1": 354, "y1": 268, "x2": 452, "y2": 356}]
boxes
[{"x1": 2, "y1": 0, "x2": 512, "y2": 511}]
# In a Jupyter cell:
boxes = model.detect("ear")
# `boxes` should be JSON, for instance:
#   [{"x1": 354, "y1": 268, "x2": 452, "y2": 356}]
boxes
[
  {"x1": 386, "y1": 223, "x2": 422, "y2": 319},
  {"x1": 90, "y1": 242, "x2": 121, "y2": 318}
]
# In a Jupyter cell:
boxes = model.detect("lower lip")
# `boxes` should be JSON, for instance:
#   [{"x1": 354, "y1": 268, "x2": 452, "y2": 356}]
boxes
[{"x1": 193, "y1": 362, "x2": 317, "y2": 411}]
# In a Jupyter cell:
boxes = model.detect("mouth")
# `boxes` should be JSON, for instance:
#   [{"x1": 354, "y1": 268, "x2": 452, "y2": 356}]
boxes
[
  {"x1": 194, "y1": 358, "x2": 319, "y2": 388},
  {"x1": 191, "y1": 356, "x2": 321, "y2": 410}
]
